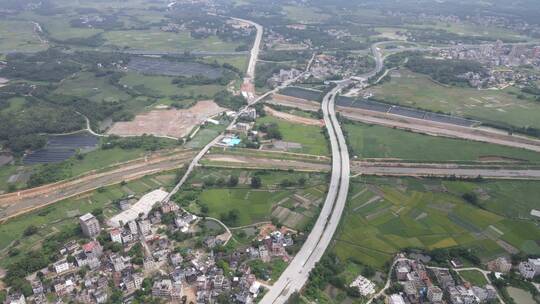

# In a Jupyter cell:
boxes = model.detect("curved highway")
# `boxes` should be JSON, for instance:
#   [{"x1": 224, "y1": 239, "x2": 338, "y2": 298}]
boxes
[{"x1": 260, "y1": 83, "x2": 351, "y2": 303}]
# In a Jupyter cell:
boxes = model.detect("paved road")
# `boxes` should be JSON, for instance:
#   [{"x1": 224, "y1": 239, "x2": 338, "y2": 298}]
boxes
[
  {"x1": 260, "y1": 83, "x2": 351, "y2": 303},
  {"x1": 353, "y1": 163, "x2": 540, "y2": 179},
  {"x1": 203, "y1": 153, "x2": 540, "y2": 180},
  {"x1": 164, "y1": 17, "x2": 265, "y2": 202}
]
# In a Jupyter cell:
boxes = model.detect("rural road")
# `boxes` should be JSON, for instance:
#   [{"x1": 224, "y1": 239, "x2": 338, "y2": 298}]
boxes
[
  {"x1": 203, "y1": 153, "x2": 540, "y2": 180},
  {"x1": 164, "y1": 16, "x2": 265, "y2": 201},
  {"x1": 261, "y1": 83, "x2": 351, "y2": 303},
  {"x1": 0, "y1": 151, "x2": 195, "y2": 221}
]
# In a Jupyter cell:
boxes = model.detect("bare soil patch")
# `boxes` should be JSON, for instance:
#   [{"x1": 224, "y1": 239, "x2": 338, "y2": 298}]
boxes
[
  {"x1": 264, "y1": 106, "x2": 323, "y2": 126},
  {"x1": 108, "y1": 100, "x2": 225, "y2": 139}
]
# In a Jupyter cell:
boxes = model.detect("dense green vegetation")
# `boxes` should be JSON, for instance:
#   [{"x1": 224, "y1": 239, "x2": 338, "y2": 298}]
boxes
[{"x1": 404, "y1": 54, "x2": 486, "y2": 86}]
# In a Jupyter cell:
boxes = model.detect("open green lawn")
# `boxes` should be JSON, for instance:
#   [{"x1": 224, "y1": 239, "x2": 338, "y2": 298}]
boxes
[
  {"x1": 186, "y1": 123, "x2": 227, "y2": 149},
  {"x1": 102, "y1": 28, "x2": 241, "y2": 52},
  {"x1": 257, "y1": 116, "x2": 329, "y2": 156},
  {"x1": 344, "y1": 122, "x2": 540, "y2": 162},
  {"x1": 332, "y1": 177, "x2": 540, "y2": 269},
  {"x1": 55, "y1": 72, "x2": 131, "y2": 103},
  {"x1": 372, "y1": 69, "x2": 540, "y2": 129},
  {"x1": 200, "y1": 188, "x2": 292, "y2": 226},
  {"x1": 0, "y1": 19, "x2": 47, "y2": 53},
  {"x1": 0, "y1": 171, "x2": 176, "y2": 266},
  {"x1": 459, "y1": 270, "x2": 488, "y2": 286}
]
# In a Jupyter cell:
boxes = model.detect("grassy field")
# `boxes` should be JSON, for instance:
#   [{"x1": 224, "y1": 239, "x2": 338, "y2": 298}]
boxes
[
  {"x1": 0, "y1": 19, "x2": 47, "y2": 53},
  {"x1": 459, "y1": 270, "x2": 488, "y2": 286},
  {"x1": 102, "y1": 28, "x2": 241, "y2": 52},
  {"x1": 119, "y1": 72, "x2": 224, "y2": 104},
  {"x1": 183, "y1": 168, "x2": 327, "y2": 230},
  {"x1": 186, "y1": 123, "x2": 227, "y2": 149},
  {"x1": 0, "y1": 171, "x2": 177, "y2": 266},
  {"x1": 201, "y1": 55, "x2": 249, "y2": 73},
  {"x1": 344, "y1": 122, "x2": 540, "y2": 162},
  {"x1": 257, "y1": 116, "x2": 330, "y2": 156},
  {"x1": 282, "y1": 5, "x2": 331, "y2": 24},
  {"x1": 200, "y1": 188, "x2": 292, "y2": 226},
  {"x1": 442, "y1": 180, "x2": 540, "y2": 221},
  {"x1": 55, "y1": 72, "x2": 131, "y2": 103},
  {"x1": 419, "y1": 21, "x2": 529, "y2": 42},
  {"x1": 371, "y1": 69, "x2": 540, "y2": 129},
  {"x1": 332, "y1": 176, "x2": 540, "y2": 269}
]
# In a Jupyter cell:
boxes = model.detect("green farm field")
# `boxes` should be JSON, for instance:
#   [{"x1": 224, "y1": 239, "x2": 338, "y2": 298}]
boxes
[
  {"x1": 0, "y1": 19, "x2": 47, "y2": 53},
  {"x1": 344, "y1": 122, "x2": 540, "y2": 162},
  {"x1": 257, "y1": 116, "x2": 330, "y2": 156},
  {"x1": 102, "y1": 28, "x2": 241, "y2": 52},
  {"x1": 372, "y1": 69, "x2": 540, "y2": 129},
  {"x1": 183, "y1": 168, "x2": 327, "y2": 229},
  {"x1": 283, "y1": 5, "x2": 331, "y2": 24},
  {"x1": 332, "y1": 177, "x2": 540, "y2": 269},
  {"x1": 55, "y1": 72, "x2": 131, "y2": 103}
]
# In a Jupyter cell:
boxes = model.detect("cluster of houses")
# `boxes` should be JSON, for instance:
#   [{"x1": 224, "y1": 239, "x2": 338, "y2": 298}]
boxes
[
  {"x1": 4, "y1": 186, "x2": 298, "y2": 304},
  {"x1": 388, "y1": 259, "x2": 498, "y2": 304},
  {"x1": 309, "y1": 54, "x2": 373, "y2": 80},
  {"x1": 435, "y1": 42, "x2": 540, "y2": 89},
  {"x1": 266, "y1": 69, "x2": 302, "y2": 88}
]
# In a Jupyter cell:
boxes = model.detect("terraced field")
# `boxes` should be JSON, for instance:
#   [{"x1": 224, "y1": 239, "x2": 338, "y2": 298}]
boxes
[{"x1": 332, "y1": 177, "x2": 540, "y2": 269}]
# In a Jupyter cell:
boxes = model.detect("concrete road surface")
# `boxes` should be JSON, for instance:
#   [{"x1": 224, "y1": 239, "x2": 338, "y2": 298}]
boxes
[{"x1": 261, "y1": 83, "x2": 351, "y2": 303}]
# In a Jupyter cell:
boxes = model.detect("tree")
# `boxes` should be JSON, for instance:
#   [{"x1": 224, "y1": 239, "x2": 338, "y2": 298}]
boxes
[
  {"x1": 23, "y1": 225, "x2": 39, "y2": 236},
  {"x1": 251, "y1": 176, "x2": 262, "y2": 189},
  {"x1": 227, "y1": 175, "x2": 239, "y2": 187},
  {"x1": 385, "y1": 283, "x2": 404, "y2": 295}
]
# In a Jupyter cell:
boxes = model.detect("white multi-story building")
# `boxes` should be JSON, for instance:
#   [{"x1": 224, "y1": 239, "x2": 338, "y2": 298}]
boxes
[
  {"x1": 428, "y1": 286, "x2": 444, "y2": 303},
  {"x1": 79, "y1": 213, "x2": 100, "y2": 238},
  {"x1": 110, "y1": 228, "x2": 122, "y2": 243},
  {"x1": 138, "y1": 220, "x2": 151, "y2": 236},
  {"x1": 388, "y1": 294, "x2": 406, "y2": 304},
  {"x1": 128, "y1": 221, "x2": 138, "y2": 235},
  {"x1": 54, "y1": 259, "x2": 70, "y2": 273},
  {"x1": 519, "y1": 258, "x2": 540, "y2": 279}
]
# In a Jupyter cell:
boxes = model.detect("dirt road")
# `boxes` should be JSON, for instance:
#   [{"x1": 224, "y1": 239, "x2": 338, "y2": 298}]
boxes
[
  {"x1": 0, "y1": 150, "x2": 195, "y2": 221},
  {"x1": 351, "y1": 161, "x2": 540, "y2": 180},
  {"x1": 203, "y1": 154, "x2": 331, "y2": 172},
  {"x1": 264, "y1": 106, "x2": 323, "y2": 126},
  {"x1": 204, "y1": 153, "x2": 540, "y2": 179}
]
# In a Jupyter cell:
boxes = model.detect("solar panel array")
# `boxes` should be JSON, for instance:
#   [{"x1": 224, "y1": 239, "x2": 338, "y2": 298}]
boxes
[
  {"x1": 24, "y1": 133, "x2": 99, "y2": 164},
  {"x1": 278, "y1": 87, "x2": 324, "y2": 102},
  {"x1": 335, "y1": 96, "x2": 478, "y2": 127}
]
